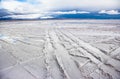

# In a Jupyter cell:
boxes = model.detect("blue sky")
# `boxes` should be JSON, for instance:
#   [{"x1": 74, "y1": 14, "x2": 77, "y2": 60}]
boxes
[{"x1": 0, "y1": 0, "x2": 120, "y2": 19}]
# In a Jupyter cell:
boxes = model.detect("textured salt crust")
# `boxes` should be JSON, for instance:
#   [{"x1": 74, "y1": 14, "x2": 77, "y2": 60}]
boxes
[{"x1": 0, "y1": 20, "x2": 120, "y2": 79}]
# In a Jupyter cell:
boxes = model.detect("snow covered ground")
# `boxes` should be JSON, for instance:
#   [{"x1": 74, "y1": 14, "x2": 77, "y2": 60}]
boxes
[{"x1": 0, "y1": 20, "x2": 120, "y2": 79}]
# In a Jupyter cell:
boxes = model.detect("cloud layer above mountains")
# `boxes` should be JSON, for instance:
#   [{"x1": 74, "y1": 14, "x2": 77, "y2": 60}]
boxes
[
  {"x1": 0, "y1": 0, "x2": 120, "y2": 19},
  {"x1": 1, "y1": 0, "x2": 120, "y2": 12}
]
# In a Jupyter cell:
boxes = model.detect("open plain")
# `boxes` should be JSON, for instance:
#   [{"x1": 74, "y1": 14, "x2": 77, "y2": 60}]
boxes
[{"x1": 0, "y1": 20, "x2": 120, "y2": 79}]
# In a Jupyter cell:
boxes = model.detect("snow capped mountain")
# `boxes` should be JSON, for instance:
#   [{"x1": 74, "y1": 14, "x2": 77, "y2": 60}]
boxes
[
  {"x1": 0, "y1": 9, "x2": 13, "y2": 17},
  {"x1": 0, "y1": 10, "x2": 120, "y2": 20}
]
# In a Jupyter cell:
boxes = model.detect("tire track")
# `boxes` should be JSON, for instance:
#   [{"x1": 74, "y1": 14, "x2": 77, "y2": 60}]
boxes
[
  {"x1": 42, "y1": 30, "x2": 66, "y2": 79},
  {"x1": 49, "y1": 30, "x2": 85, "y2": 79},
  {"x1": 60, "y1": 29, "x2": 120, "y2": 71},
  {"x1": 110, "y1": 47, "x2": 120, "y2": 61},
  {"x1": 57, "y1": 29, "x2": 120, "y2": 79}
]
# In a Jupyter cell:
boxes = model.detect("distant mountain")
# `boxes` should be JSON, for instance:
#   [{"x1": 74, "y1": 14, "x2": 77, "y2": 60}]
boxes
[
  {"x1": 0, "y1": 9, "x2": 30, "y2": 20},
  {"x1": 0, "y1": 9, "x2": 12, "y2": 17},
  {"x1": 0, "y1": 9, "x2": 13, "y2": 20},
  {"x1": 52, "y1": 13, "x2": 120, "y2": 19},
  {"x1": 0, "y1": 10, "x2": 120, "y2": 20}
]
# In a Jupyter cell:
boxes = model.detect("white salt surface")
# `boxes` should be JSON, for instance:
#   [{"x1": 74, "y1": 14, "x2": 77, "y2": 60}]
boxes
[{"x1": 0, "y1": 20, "x2": 120, "y2": 79}]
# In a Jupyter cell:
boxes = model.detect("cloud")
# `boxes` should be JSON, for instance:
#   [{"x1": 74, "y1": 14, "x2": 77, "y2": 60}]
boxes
[
  {"x1": 45, "y1": 0, "x2": 120, "y2": 11},
  {"x1": 1, "y1": 0, "x2": 120, "y2": 12},
  {"x1": 1, "y1": 10, "x2": 90, "y2": 19},
  {"x1": 3, "y1": 14, "x2": 42, "y2": 19},
  {"x1": 99, "y1": 10, "x2": 120, "y2": 15},
  {"x1": 0, "y1": 0, "x2": 43, "y2": 13},
  {"x1": 1, "y1": 14, "x2": 54, "y2": 19},
  {"x1": 0, "y1": 0, "x2": 120, "y2": 19},
  {"x1": 52, "y1": 10, "x2": 90, "y2": 14}
]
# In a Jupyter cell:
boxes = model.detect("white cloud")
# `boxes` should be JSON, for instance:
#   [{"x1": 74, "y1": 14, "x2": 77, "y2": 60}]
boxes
[
  {"x1": 52, "y1": 10, "x2": 90, "y2": 14},
  {"x1": 0, "y1": 0, "x2": 46, "y2": 13},
  {"x1": 43, "y1": 0, "x2": 120, "y2": 11},
  {"x1": 0, "y1": 0, "x2": 120, "y2": 19},
  {"x1": 40, "y1": 16, "x2": 54, "y2": 19},
  {"x1": 99, "y1": 10, "x2": 120, "y2": 15},
  {"x1": 1, "y1": 0, "x2": 120, "y2": 13},
  {"x1": 1, "y1": 10, "x2": 90, "y2": 19},
  {"x1": 2, "y1": 14, "x2": 53, "y2": 19}
]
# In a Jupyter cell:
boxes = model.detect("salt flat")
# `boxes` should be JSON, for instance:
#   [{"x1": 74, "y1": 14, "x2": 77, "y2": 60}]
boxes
[{"x1": 0, "y1": 20, "x2": 120, "y2": 79}]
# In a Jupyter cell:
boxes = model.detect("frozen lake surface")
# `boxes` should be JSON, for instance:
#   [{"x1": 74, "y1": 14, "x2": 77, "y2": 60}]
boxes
[{"x1": 0, "y1": 20, "x2": 120, "y2": 79}]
